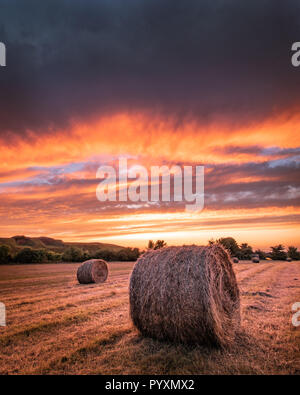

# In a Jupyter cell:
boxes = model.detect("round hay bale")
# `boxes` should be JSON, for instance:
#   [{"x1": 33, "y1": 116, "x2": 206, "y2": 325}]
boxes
[
  {"x1": 129, "y1": 244, "x2": 240, "y2": 347},
  {"x1": 287, "y1": 257, "x2": 292, "y2": 262},
  {"x1": 232, "y1": 257, "x2": 239, "y2": 263},
  {"x1": 252, "y1": 258, "x2": 260, "y2": 263},
  {"x1": 77, "y1": 259, "x2": 108, "y2": 284}
]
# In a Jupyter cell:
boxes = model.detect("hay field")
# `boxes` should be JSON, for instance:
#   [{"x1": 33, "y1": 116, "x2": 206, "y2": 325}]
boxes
[{"x1": 0, "y1": 261, "x2": 299, "y2": 375}]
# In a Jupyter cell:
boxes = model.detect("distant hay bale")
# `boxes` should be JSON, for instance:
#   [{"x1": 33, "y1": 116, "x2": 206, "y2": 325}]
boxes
[
  {"x1": 129, "y1": 244, "x2": 240, "y2": 347},
  {"x1": 287, "y1": 257, "x2": 292, "y2": 262},
  {"x1": 77, "y1": 259, "x2": 108, "y2": 284},
  {"x1": 252, "y1": 258, "x2": 260, "y2": 263},
  {"x1": 232, "y1": 257, "x2": 239, "y2": 263}
]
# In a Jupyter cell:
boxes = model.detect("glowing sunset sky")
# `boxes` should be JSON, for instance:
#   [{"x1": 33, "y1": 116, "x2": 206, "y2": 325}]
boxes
[{"x1": 0, "y1": 1, "x2": 299, "y2": 249}]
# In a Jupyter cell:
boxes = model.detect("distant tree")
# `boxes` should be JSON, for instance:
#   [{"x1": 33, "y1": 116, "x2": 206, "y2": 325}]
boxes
[
  {"x1": 270, "y1": 245, "x2": 287, "y2": 261},
  {"x1": 208, "y1": 238, "x2": 216, "y2": 246},
  {"x1": 127, "y1": 247, "x2": 141, "y2": 261},
  {"x1": 94, "y1": 247, "x2": 140, "y2": 262},
  {"x1": 287, "y1": 246, "x2": 300, "y2": 261},
  {"x1": 118, "y1": 248, "x2": 141, "y2": 261},
  {"x1": 15, "y1": 247, "x2": 46, "y2": 264},
  {"x1": 94, "y1": 249, "x2": 114, "y2": 261},
  {"x1": 153, "y1": 240, "x2": 167, "y2": 250},
  {"x1": 81, "y1": 250, "x2": 90, "y2": 261},
  {"x1": 116, "y1": 249, "x2": 128, "y2": 261},
  {"x1": 147, "y1": 240, "x2": 155, "y2": 249},
  {"x1": 217, "y1": 237, "x2": 239, "y2": 257},
  {"x1": 36, "y1": 249, "x2": 48, "y2": 262},
  {"x1": 147, "y1": 240, "x2": 167, "y2": 250},
  {"x1": 45, "y1": 250, "x2": 62, "y2": 262},
  {"x1": 254, "y1": 249, "x2": 267, "y2": 260},
  {"x1": 237, "y1": 243, "x2": 253, "y2": 260},
  {"x1": 62, "y1": 247, "x2": 84, "y2": 262},
  {"x1": 0, "y1": 245, "x2": 12, "y2": 264}
]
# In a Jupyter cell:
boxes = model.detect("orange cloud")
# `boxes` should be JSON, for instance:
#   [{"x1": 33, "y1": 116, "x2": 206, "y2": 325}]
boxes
[
  {"x1": 1, "y1": 110, "x2": 300, "y2": 171},
  {"x1": 0, "y1": 110, "x2": 300, "y2": 249}
]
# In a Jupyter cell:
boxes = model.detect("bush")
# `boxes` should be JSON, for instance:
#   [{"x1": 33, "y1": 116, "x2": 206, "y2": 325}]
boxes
[
  {"x1": 15, "y1": 248, "x2": 47, "y2": 264},
  {"x1": 237, "y1": 243, "x2": 253, "y2": 260},
  {"x1": 216, "y1": 237, "x2": 239, "y2": 257},
  {"x1": 287, "y1": 246, "x2": 300, "y2": 261},
  {"x1": 0, "y1": 245, "x2": 12, "y2": 264},
  {"x1": 45, "y1": 250, "x2": 63, "y2": 262},
  {"x1": 270, "y1": 245, "x2": 287, "y2": 261},
  {"x1": 62, "y1": 247, "x2": 84, "y2": 262},
  {"x1": 94, "y1": 249, "x2": 117, "y2": 261},
  {"x1": 120, "y1": 247, "x2": 140, "y2": 261},
  {"x1": 94, "y1": 247, "x2": 141, "y2": 261}
]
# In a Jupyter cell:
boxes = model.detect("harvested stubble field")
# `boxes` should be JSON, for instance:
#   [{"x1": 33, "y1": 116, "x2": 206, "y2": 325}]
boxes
[{"x1": 0, "y1": 260, "x2": 299, "y2": 375}]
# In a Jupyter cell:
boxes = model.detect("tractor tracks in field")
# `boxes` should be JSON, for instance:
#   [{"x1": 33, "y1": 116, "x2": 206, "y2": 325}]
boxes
[
  {"x1": 5, "y1": 286, "x2": 129, "y2": 326},
  {"x1": 32, "y1": 324, "x2": 133, "y2": 374},
  {"x1": 240, "y1": 262, "x2": 300, "y2": 374},
  {"x1": 237, "y1": 263, "x2": 278, "y2": 287},
  {"x1": 0, "y1": 300, "x2": 131, "y2": 374},
  {"x1": 241, "y1": 262, "x2": 300, "y2": 320},
  {"x1": 1, "y1": 274, "x2": 129, "y2": 304},
  {"x1": 0, "y1": 294, "x2": 128, "y2": 347}
]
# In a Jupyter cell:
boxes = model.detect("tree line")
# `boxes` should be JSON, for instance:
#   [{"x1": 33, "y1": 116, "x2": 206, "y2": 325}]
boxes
[
  {"x1": 0, "y1": 236, "x2": 299, "y2": 265},
  {"x1": 209, "y1": 237, "x2": 300, "y2": 260},
  {"x1": 148, "y1": 238, "x2": 300, "y2": 261},
  {"x1": 0, "y1": 245, "x2": 141, "y2": 265}
]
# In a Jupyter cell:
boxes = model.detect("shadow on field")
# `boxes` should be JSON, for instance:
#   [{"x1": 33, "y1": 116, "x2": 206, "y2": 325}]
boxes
[{"x1": 98, "y1": 327, "x2": 261, "y2": 375}]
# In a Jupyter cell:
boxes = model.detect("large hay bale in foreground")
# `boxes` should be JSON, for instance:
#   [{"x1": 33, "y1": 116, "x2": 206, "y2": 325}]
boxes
[
  {"x1": 129, "y1": 245, "x2": 240, "y2": 347},
  {"x1": 77, "y1": 259, "x2": 108, "y2": 284}
]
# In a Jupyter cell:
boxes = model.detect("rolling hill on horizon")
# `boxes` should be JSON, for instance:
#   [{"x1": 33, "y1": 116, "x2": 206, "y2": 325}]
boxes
[{"x1": 0, "y1": 235, "x2": 126, "y2": 255}]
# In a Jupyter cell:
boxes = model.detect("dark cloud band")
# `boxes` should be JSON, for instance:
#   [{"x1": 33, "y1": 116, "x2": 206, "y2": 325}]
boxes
[{"x1": 0, "y1": 0, "x2": 300, "y2": 138}]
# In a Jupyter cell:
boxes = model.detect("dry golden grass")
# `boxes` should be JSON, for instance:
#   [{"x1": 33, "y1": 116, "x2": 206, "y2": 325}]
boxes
[{"x1": 0, "y1": 260, "x2": 299, "y2": 375}]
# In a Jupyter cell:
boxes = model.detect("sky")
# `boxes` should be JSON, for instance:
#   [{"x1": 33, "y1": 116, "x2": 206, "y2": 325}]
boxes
[{"x1": 0, "y1": 0, "x2": 299, "y2": 250}]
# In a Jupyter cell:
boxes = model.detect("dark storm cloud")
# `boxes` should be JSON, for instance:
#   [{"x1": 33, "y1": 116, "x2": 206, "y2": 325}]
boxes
[{"x1": 0, "y1": 0, "x2": 300, "y2": 138}]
